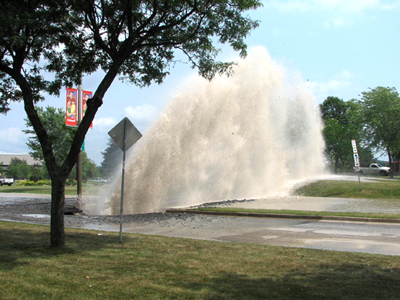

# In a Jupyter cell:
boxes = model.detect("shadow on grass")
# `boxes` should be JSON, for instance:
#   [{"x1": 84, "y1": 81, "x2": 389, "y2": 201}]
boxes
[
  {"x1": 2, "y1": 220, "x2": 400, "y2": 299},
  {"x1": 183, "y1": 267, "x2": 400, "y2": 300},
  {"x1": 0, "y1": 223, "x2": 122, "y2": 271}
]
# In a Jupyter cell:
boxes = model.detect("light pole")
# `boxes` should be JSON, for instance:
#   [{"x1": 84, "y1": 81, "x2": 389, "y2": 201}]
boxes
[{"x1": 77, "y1": 84, "x2": 83, "y2": 200}]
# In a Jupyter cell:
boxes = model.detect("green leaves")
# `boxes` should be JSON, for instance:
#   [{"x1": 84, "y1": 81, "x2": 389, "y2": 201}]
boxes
[
  {"x1": 23, "y1": 106, "x2": 77, "y2": 166},
  {"x1": 320, "y1": 97, "x2": 366, "y2": 173},
  {"x1": 2, "y1": 0, "x2": 262, "y2": 247},
  {"x1": 74, "y1": 0, "x2": 261, "y2": 84},
  {"x1": 358, "y1": 87, "x2": 400, "y2": 152},
  {"x1": 322, "y1": 87, "x2": 400, "y2": 175}
]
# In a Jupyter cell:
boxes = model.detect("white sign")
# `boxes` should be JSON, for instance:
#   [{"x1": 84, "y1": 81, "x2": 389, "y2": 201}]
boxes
[
  {"x1": 351, "y1": 139, "x2": 358, "y2": 153},
  {"x1": 351, "y1": 139, "x2": 360, "y2": 170},
  {"x1": 353, "y1": 153, "x2": 360, "y2": 167}
]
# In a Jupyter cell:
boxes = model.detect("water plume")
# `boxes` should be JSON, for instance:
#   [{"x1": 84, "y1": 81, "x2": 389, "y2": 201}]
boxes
[{"x1": 105, "y1": 47, "x2": 326, "y2": 214}]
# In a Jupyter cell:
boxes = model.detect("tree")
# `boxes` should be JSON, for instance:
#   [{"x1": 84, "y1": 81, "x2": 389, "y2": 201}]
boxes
[
  {"x1": 320, "y1": 97, "x2": 365, "y2": 173},
  {"x1": 357, "y1": 87, "x2": 400, "y2": 178},
  {"x1": 100, "y1": 138, "x2": 123, "y2": 179},
  {"x1": 23, "y1": 106, "x2": 77, "y2": 164},
  {"x1": 69, "y1": 153, "x2": 99, "y2": 181},
  {"x1": 75, "y1": 151, "x2": 99, "y2": 181},
  {"x1": 1, "y1": 0, "x2": 261, "y2": 247},
  {"x1": 23, "y1": 106, "x2": 100, "y2": 181},
  {"x1": 6, "y1": 158, "x2": 30, "y2": 180},
  {"x1": 0, "y1": 162, "x2": 3, "y2": 176},
  {"x1": 320, "y1": 96, "x2": 348, "y2": 122},
  {"x1": 30, "y1": 164, "x2": 46, "y2": 182}
]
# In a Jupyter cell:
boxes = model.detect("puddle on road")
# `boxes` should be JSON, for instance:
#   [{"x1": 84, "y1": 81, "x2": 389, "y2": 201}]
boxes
[{"x1": 20, "y1": 214, "x2": 50, "y2": 219}]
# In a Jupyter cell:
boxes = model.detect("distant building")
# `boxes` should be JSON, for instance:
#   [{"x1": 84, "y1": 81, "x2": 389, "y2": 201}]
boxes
[{"x1": 0, "y1": 152, "x2": 42, "y2": 173}]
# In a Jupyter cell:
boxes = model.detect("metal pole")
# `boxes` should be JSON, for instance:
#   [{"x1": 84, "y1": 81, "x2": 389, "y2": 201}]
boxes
[
  {"x1": 358, "y1": 170, "x2": 362, "y2": 191},
  {"x1": 119, "y1": 119, "x2": 127, "y2": 244},
  {"x1": 77, "y1": 84, "x2": 83, "y2": 201}
]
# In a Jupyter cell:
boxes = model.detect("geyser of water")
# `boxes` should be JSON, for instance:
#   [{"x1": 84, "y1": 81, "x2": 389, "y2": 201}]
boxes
[{"x1": 105, "y1": 47, "x2": 326, "y2": 214}]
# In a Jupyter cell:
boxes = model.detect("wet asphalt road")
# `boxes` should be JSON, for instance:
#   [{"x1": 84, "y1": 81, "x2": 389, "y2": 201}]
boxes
[{"x1": 2, "y1": 193, "x2": 400, "y2": 256}]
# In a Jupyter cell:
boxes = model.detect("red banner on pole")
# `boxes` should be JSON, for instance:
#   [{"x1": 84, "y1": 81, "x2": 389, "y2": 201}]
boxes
[
  {"x1": 82, "y1": 90, "x2": 93, "y2": 128},
  {"x1": 66, "y1": 87, "x2": 78, "y2": 127}
]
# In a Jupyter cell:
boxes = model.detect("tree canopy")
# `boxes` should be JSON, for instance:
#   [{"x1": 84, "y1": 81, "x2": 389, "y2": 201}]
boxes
[
  {"x1": 23, "y1": 106, "x2": 77, "y2": 165},
  {"x1": 321, "y1": 88, "x2": 400, "y2": 175},
  {"x1": 321, "y1": 97, "x2": 357, "y2": 173},
  {"x1": 320, "y1": 96, "x2": 348, "y2": 124},
  {"x1": 320, "y1": 96, "x2": 375, "y2": 173},
  {"x1": 23, "y1": 106, "x2": 99, "y2": 181},
  {"x1": 0, "y1": 0, "x2": 261, "y2": 247},
  {"x1": 357, "y1": 86, "x2": 400, "y2": 177},
  {"x1": 6, "y1": 158, "x2": 30, "y2": 180},
  {"x1": 100, "y1": 138, "x2": 123, "y2": 179}
]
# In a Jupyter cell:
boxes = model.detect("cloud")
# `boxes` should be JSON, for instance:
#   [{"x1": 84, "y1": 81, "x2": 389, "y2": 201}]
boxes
[
  {"x1": 267, "y1": 0, "x2": 388, "y2": 13},
  {"x1": 382, "y1": 1, "x2": 400, "y2": 10},
  {"x1": 318, "y1": 0, "x2": 380, "y2": 13},
  {"x1": 0, "y1": 127, "x2": 28, "y2": 154},
  {"x1": 272, "y1": 28, "x2": 282, "y2": 36},
  {"x1": 89, "y1": 105, "x2": 158, "y2": 146},
  {"x1": 307, "y1": 69, "x2": 356, "y2": 101},
  {"x1": 0, "y1": 127, "x2": 24, "y2": 144},
  {"x1": 93, "y1": 117, "x2": 117, "y2": 129},
  {"x1": 266, "y1": 0, "x2": 397, "y2": 27},
  {"x1": 265, "y1": 0, "x2": 312, "y2": 12},
  {"x1": 125, "y1": 104, "x2": 158, "y2": 126},
  {"x1": 332, "y1": 17, "x2": 346, "y2": 27}
]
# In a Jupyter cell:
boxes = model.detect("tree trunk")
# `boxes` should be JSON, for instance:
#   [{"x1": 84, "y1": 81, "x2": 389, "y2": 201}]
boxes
[
  {"x1": 388, "y1": 149, "x2": 393, "y2": 179},
  {"x1": 334, "y1": 157, "x2": 338, "y2": 174},
  {"x1": 50, "y1": 176, "x2": 66, "y2": 248}
]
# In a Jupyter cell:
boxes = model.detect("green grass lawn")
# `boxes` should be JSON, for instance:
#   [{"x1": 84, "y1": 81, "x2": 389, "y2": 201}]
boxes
[
  {"x1": 2, "y1": 179, "x2": 400, "y2": 298},
  {"x1": 293, "y1": 179, "x2": 400, "y2": 199},
  {"x1": 0, "y1": 184, "x2": 96, "y2": 196},
  {"x1": 2, "y1": 178, "x2": 398, "y2": 198},
  {"x1": 189, "y1": 179, "x2": 400, "y2": 220},
  {"x1": 1, "y1": 221, "x2": 400, "y2": 300}
]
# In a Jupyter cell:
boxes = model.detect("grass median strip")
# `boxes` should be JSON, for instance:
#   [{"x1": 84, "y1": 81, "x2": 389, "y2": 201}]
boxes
[
  {"x1": 0, "y1": 185, "x2": 101, "y2": 196},
  {"x1": 293, "y1": 179, "x2": 400, "y2": 199},
  {"x1": 2, "y1": 220, "x2": 400, "y2": 300},
  {"x1": 187, "y1": 207, "x2": 400, "y2": 222}
]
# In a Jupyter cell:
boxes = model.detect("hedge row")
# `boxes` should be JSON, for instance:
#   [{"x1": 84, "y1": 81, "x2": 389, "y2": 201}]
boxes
[{"x1": 17, "y1": 179, "x2": 77, "y2": 186}]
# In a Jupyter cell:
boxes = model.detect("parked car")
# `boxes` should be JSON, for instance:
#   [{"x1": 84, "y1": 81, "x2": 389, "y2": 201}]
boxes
[
  {"x1": 0, "y1": 177, "x2": 14, "y2": 186},
  {"x1": 88, "y1": 177, "x2": 108, "y2": 185}
]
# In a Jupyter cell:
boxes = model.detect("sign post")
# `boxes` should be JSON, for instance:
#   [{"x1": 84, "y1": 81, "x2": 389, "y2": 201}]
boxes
[
  {"x1": 108, "y1": 117, "x2": 142, "y2": 243},
  {"x1": 77, "y1": 85, "x2": 83, "y2": 200},
  {"x1": 66, "y1": 87, "x2": 93, "y2": 200},
  {"x1": 351, "y1": 139, "x2": 362, "y2": 191}
]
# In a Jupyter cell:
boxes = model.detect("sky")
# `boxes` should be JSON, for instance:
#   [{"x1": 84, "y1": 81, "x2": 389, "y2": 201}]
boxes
[{"x1": 0, "y1": 0, "x2": 399, "y2": 165}]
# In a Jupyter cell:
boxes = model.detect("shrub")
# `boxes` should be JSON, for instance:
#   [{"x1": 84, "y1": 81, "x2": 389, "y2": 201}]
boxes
[
  {"x1": 66, "y1": 179, "x2": 77, "y2": 186},
  {"x1": 17, "y1": 179, "x2": 76, "y2": 186},
  {"x1": 35, "y1": 180, "x2": 51, "y2": 186},
  {"x1": 23, "y1": 181, "x2": 36, "y2": 186}
]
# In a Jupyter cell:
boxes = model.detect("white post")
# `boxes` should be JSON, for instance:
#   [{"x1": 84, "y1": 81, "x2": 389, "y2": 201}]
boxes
[{"x1": 351, "y1": 139, "x2": 362, "y2": 191}]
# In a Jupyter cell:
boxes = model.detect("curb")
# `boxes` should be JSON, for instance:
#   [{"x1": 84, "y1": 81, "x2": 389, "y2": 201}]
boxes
[{"x1": 166, "y1": 209, "x2": 400, "y2": 224}]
